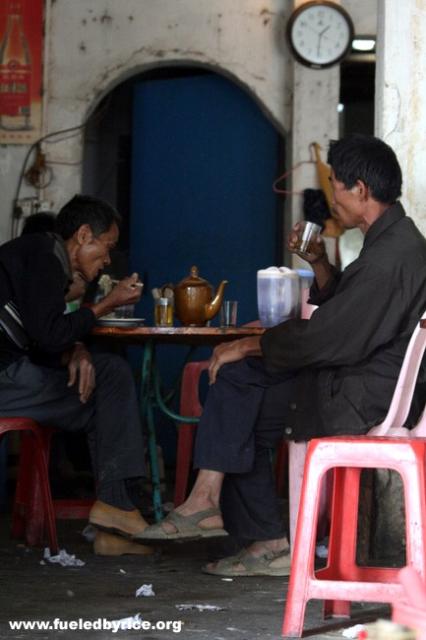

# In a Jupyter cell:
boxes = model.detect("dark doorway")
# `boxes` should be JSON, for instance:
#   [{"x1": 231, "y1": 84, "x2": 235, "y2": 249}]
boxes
[{"x1": 340, "y1": 58, "x2": 375, "y2": 135}]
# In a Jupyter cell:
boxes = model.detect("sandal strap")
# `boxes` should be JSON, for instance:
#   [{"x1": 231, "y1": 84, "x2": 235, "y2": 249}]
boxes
[
  {"x1": 213, "y1": 547, "x2": 289, "y2": 573},
  {"x1": 164, "y1": 508, "x2": 221, "y2": 535},
  {"x1": 239, "y1": 548, "x2": 290, "y2": 571}
]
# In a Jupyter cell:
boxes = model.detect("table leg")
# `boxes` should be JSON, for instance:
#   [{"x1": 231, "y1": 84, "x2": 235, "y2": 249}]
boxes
[
  {"x1": 139, "y1": 343, "x2": 202, "y2": 522},
  {"x1": 139, "y1": 340, "x2": 164, "y2": 522}
]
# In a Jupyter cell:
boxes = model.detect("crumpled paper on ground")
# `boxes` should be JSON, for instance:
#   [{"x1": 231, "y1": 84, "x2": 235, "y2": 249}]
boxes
[
  {"x1": 342, "y1": 624, "x2": 366, "y2": 638},
  {"x1": 175, "y1": 604, "x2": 227, "y2": 612},
  {"x1": 135, "y1": 584, "x2": 155, "y2": 597},
  {"x1": 43, "y1": 548, "x2": 85, "y2": 567}
]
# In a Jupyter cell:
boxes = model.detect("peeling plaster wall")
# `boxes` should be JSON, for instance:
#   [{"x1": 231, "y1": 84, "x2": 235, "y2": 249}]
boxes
[
  {"x1": 0, "y1": 0, "x2": 376, "y2": 243},
  {"x1": 43, "y1": 0, "x2": 293, "y2": 215},
  {"x1": 375, "y1": 0, "x2": 426, "y2": 235}
]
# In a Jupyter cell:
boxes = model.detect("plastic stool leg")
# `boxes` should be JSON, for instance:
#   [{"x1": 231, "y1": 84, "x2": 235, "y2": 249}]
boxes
[
  {"x1": 33, "y1": 431, "x2": 58, "y2": 553},
  {"x1": 17, "y1": 431, "x2": 46, "y2": 545},
  {"x1": 11, "y1": 432, "x2": 34, "y2": 539},
  {"x1": 174, "y1": 423, "x2": 197, "y2": 507},
  {"x1": 288, "y1": 441, "x2": 308, "y2": 551},
  {"x1": 283, "y1": 449, "x2": 327, "y2": 637},
  {"x1": 400, "y1": 449, "x2": 426, "y2": 576},
  {"x1": 323, "y1": 467, "x2": 361, "y2": 619}
]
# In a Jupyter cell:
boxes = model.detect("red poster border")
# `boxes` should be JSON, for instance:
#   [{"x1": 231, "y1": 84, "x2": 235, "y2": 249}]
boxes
[{"x1": 0, "y1": 0, "x2": 44, "y2": 144}]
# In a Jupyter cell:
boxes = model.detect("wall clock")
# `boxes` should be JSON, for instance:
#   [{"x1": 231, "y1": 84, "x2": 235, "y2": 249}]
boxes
[{"x1": 286, "y1": 1, "x2": 354, "y2": 69}]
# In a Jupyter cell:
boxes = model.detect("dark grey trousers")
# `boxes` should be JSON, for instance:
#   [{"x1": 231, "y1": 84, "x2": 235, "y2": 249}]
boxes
[
  {"x1": 0, "y1": 353, "x2": 145, "y2": 497},
  {"x1": 194, "y1": 357, "x2": 296, "y2": 542}
]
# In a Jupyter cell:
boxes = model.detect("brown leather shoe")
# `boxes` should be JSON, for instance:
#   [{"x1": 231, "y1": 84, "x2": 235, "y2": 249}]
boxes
[
  {"x1": 93, "y1": 531, "x2": 154, "y2": 556},
  {"x1": 89, "y1": 500, "x2": 148, "y2": 539}
]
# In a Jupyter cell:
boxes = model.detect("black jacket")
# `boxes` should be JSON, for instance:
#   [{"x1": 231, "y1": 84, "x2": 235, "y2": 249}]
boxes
[
  {"x1": 261, "y1": 203, "x2": 426, "y2": 438},
  {"x1": 0, "y1": 232, "x2": 95, "y2": 370}
]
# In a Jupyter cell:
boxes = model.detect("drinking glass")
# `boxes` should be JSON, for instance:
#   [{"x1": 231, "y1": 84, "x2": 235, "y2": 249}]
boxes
[{"x1": 220, "y1": 300, "x2": 238, "y2": 327}]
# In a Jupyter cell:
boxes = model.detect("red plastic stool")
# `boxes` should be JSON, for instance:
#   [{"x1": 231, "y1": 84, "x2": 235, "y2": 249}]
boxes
[
  {"x1": 174, "y1": 361, "x2": 209, "y2": 506},
  {"x1": 282, "y1": 436, "x2": 426, "y2": 637},
  {"x1": 1, "y1": 418, "x2": 58, "y2": 553},
  {"x1": 13, "y1": 425, "x2": 93, "y2": 542}
]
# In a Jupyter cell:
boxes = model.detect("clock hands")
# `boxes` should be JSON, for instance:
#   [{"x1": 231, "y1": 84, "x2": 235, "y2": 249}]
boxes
[{"x1": 317, "y1": 24, "x2": 330, "y2": 56}]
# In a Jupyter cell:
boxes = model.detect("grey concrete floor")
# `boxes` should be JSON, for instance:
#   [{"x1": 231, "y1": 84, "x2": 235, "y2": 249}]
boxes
[{"x1": 0, "y1": 516, "x2": 389, "y2": 640}]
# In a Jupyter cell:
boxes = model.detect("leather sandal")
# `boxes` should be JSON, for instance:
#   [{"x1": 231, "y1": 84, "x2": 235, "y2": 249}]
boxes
[
  {"x1": 133, "y1": 507, "x2": 228, "y2": 542},
  {"x1": 201, "y1": 547, "x2": 291, "y2": 577}
]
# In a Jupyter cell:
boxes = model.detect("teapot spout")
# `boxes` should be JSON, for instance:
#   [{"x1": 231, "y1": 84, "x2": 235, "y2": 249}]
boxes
[{"x1": 205, "y1": 280, "x2": 228, "y2": 321}]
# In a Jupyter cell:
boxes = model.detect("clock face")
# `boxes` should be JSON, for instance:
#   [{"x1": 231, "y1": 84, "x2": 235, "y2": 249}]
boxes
[{"x1": 287, "y1": 1, "x2": 354, "y2": 69}]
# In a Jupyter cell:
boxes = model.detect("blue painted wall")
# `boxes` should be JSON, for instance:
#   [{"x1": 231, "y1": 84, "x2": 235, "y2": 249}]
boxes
[{"x1": 130, "y1": 73, "x2": 280, "y2": 326}]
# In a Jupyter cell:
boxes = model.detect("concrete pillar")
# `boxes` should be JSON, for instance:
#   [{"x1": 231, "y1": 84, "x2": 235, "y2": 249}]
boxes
[
  {"x1": 373, "y1": 0, "x2": 426, "y2": 561},
  {"x1": 287, "y1": 1, "x2": 340, "y2": 266},
  {"x1": 375, "y1": 0, "x2": 426, "y2": 234}
]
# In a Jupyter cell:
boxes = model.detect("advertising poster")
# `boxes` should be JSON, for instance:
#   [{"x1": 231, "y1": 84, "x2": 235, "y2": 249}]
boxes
[{"x1": 0, "y1": 0, "x2": 44, "y2": 144}]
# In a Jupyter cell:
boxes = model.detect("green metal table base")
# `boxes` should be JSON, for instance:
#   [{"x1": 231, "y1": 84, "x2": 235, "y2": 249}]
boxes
[{"x1": 139, "y1": 340, "x2": 199, "y2": 522}]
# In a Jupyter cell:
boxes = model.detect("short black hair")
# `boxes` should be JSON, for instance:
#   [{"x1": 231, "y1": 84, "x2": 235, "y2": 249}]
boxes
[
  {"x1": 55, "y1": 195, "x2": 122, "y2": 240},
  {"x1": 327, "y1": 134, "x2": 402, "y2": 204},
  {"x1": 21, "y1": 212, "x2": 56, "y2": 235}
]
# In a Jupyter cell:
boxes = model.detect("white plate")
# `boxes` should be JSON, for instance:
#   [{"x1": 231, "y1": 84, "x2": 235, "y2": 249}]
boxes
[{"x1": 97, "y1": 318, "x2": 145, "y2": 328}]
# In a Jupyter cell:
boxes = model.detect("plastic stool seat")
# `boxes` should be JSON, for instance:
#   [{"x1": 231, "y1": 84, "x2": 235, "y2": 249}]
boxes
[{"x1": 282, "y1": 435, "x2": 426, "y2": 637}]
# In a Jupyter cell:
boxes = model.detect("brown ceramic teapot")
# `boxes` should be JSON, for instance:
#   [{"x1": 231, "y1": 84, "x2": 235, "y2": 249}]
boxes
[{"x1": 172, "y1": 266, "x2": 228, "y2": 326}]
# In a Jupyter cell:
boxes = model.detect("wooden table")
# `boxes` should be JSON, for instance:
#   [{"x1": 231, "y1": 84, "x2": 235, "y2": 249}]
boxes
[
  {"x1": 92, "y1": 325, "x2": 264, "y2": 345},
  {"x1": 92, "y1": 325, "x2": 264, "y2": 519}
]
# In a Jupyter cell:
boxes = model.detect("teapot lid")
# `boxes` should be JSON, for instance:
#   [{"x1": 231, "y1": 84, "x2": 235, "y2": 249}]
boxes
[{"x1": 177, "y1": 266, "x2": 210, "y2": 288}]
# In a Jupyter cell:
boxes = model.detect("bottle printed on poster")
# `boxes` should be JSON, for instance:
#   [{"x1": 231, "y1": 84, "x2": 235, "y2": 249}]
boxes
[{"x1": 0, "y1": 0, "x2": 31, "y2": 131}]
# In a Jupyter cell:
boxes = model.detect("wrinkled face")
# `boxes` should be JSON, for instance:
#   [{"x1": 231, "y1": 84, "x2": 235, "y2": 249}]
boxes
[
  {"x1": 329, "y1": 170, "x2": 362, "y2": 230},
  {"x1": 75, "y1": 223, "x2": 119, "y2": 283}
]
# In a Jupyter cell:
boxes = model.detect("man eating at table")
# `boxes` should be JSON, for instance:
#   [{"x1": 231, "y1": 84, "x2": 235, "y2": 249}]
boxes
[
  {"x1": 0, "y1": 195, "x2": 150, "y2": 555},
  {"x1": 135, "y1": 134, "x2": 426, "y2": 576}
]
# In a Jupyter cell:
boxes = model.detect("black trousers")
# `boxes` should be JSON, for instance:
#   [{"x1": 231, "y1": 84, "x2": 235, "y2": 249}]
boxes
[
  {"x1": 194, "y1": 357, "x2": 296, "y2": 542},
  {"x1": 0, "y1": 353, "x2": 145, "y2": 494}
]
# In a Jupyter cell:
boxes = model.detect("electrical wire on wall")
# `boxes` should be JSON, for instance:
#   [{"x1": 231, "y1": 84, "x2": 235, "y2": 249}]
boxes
[{"x1": 11, "y1": 96, "x2": 111, "y2": 238}]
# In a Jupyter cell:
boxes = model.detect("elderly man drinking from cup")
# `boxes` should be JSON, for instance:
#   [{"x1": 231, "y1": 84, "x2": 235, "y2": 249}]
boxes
[{"x1": 134, "y1": 134, "x2": 426, "y2": 577}]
